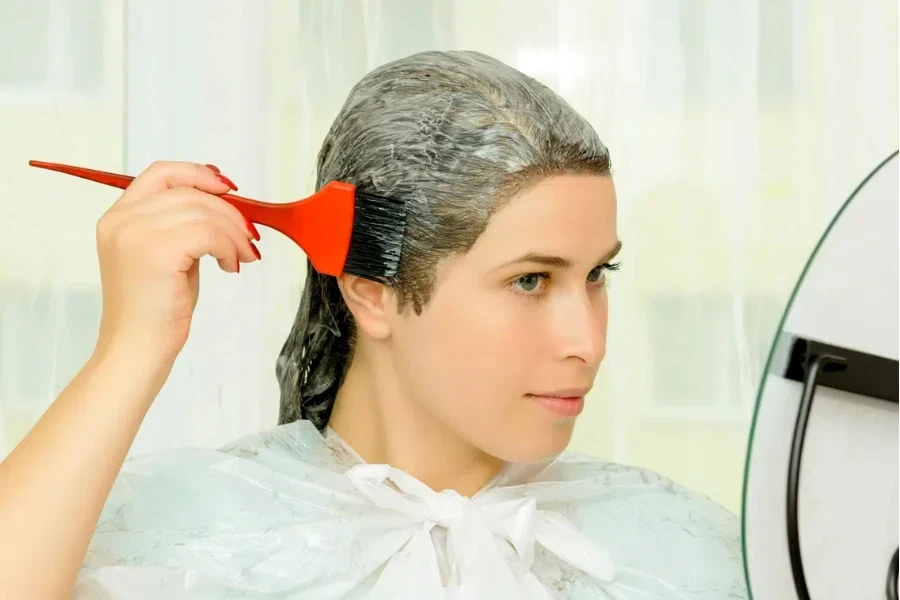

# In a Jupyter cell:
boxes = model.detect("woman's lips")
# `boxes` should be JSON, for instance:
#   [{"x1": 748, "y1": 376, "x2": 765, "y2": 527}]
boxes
[{"x1": 527, "y1": 393, "x2": 586, "y2": 417}]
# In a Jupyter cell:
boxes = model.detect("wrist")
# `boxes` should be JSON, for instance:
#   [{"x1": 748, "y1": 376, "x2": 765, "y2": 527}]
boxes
[
  {"x1": 90, "y1": 335, "x2": 178, "y2": 386},
  {"x1": 94, "y1": 324, "x2": 183, "y2": 366}
]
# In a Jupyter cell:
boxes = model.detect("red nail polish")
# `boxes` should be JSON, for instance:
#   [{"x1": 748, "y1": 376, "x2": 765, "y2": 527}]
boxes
[
  {"x1": 244, "y1": 217, "x2": 261, "y2": 241},
  {"x1": 250, "y1": 243, "x2": 261, "y2": 260},
  {"x1": 205, "y1": 163, "x2": 221, "y2": 174},
  {"x1": 215, "y1": 173, "x2": 238, "y2": 191}
]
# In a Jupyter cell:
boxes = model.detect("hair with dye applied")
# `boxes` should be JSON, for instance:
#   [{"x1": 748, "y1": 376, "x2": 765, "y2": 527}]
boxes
[{"x1": 276, "y1": 50, "x2": 611, "y2": 428}]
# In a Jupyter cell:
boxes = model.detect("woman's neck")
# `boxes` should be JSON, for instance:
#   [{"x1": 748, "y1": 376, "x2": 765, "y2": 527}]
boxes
[{"x1": 328, "y1": 348, "x2": 504, "y2": 497}]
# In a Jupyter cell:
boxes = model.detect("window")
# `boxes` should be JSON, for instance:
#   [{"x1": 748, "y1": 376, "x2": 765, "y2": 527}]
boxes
[
  {"x1": 643, "y1": 292, "x2": 784, "y2": 419},
  {"x1": 0, "y1": 0, "x2": 105, "y2": 100},
  {"x1": 0, "y1": 286, "x2": 102, "y2": 451},
  {"x1": 758, "y1": 0, "x2": 798, "y2": 108}
]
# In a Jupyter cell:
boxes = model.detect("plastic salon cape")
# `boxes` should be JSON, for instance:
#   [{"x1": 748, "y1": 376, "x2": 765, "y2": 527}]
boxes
[{"x1": 75, "y1": 420, "x2": 747, "y2": 599}]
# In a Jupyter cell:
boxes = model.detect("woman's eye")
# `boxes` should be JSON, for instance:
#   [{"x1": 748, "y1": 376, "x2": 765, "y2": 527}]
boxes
[
  {"x1": 587, "y1": 266, "x2": 605, "y2": 283},
  {"x1": 514, "y1": 274, "x2": 543, "y2": 292},
  {"x1": 588, "y1": 262, "x2": 621, "y2": 283}
]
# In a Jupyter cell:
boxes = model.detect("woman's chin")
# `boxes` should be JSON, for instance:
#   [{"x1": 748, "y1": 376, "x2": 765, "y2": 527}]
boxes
[{"x1": 493, "y1": 419, "x2": 578, "y2": 463}]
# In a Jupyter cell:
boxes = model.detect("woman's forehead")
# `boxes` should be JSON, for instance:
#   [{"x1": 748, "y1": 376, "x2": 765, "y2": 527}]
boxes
[{"x1": 471, "y1": 175, "x2": 618, "y2": 262}]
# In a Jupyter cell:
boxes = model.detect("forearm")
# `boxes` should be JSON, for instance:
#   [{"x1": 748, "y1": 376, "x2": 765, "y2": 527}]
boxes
[{"x1": 0, "y1": 343, "x2": 175, "y2": 599}]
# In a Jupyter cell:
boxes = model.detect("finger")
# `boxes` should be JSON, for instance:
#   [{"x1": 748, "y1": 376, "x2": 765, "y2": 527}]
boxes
[
  {"x1": 120, "y1": 161, "x2": 233, "y2": 204},
  {"x1": 107, "y1": 214, "x2": 240, "y2": 274},
  {"x1": 133, "y1": 200, "x2": 259, "y2": 267},
  {"x1": 135, "y1": 186, "x2": 259, "y2": 241},
  {"x1": 168, "y1": 222, "x2": 240, "y2": 274}
]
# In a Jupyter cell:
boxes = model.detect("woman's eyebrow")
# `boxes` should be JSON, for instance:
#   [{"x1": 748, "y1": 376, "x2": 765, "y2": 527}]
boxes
[{"x1": 495, "y1": 240, "x2": 623, "y2": 270}]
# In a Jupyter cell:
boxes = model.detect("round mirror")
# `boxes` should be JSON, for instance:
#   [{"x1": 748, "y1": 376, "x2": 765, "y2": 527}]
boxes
[{"x1": 742, "y1": 151, "x2": 899, "y2": 599}]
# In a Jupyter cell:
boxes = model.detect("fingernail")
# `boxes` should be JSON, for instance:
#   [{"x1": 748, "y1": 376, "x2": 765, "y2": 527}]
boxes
[
  {"x1": 205, "y1": 163, "x2": 221, "y2": 174},
  {"x1": 250, "y1": 243, "x2": 261, "y2": 260},
  {"x1": 215, "y1": 173, "x2": 238, "y2": 191},
  {"x1": 244, "y1": 217, "x2": 260, "y2": 241}
]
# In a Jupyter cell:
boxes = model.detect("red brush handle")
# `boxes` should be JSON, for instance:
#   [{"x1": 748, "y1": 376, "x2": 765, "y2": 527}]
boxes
[
  {"x1": 27, "y1": 160, "x2": 357, "y2": 276},
  {"x1": 27, "y1": 160, "x2": 287, "y2": 223}
]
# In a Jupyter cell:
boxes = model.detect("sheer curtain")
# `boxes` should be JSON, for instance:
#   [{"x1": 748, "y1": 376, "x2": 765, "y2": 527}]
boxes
[{"x1": 1, "y1": 0, "x2": 896, "y2": 514}]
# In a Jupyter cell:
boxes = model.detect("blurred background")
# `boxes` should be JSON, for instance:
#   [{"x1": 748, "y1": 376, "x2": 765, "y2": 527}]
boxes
[{"x1": 0, "y1": 0, "x2": 897, "y2": 514}]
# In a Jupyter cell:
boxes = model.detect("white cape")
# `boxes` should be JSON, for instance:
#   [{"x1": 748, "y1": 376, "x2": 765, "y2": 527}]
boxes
[{"x1": 75, "y1": 420, "x2": 747, "y2": 599}]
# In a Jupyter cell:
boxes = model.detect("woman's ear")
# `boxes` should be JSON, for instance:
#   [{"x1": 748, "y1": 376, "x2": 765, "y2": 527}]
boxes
[{"x1": 336, "y1": 275, "x2": 394, "y2": 340}]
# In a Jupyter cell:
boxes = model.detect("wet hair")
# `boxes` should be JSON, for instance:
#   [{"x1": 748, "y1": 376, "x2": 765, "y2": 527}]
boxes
[{"x1": 276, "y1": 50, "x2": 611, "y2": 429}]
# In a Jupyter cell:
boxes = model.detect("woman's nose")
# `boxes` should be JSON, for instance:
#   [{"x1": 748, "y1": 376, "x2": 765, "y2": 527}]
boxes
[{"x1": 554, "y1": 292, "x2": 607, "y2": 365}]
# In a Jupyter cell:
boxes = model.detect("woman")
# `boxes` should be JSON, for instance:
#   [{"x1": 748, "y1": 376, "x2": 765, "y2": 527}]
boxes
[{"x1": 0, "y1": 51, "x2": 746, "y2": 599}]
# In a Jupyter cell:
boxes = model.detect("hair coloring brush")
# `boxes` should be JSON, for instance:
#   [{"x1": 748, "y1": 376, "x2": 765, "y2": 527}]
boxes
[{"x1": 28, "y1": 160, "x2": 406, "y2": 280}]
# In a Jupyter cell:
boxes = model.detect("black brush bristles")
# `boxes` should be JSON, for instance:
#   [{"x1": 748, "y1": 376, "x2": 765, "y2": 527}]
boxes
[{"x1": 343, "y1": 191, "x2": 408, "y2": 281}]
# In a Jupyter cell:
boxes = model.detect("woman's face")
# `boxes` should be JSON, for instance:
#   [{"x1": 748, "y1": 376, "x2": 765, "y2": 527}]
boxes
[{"x1": 389, "y1": 175, "x2": 619, "y2": 462}]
